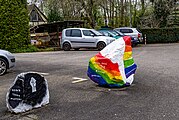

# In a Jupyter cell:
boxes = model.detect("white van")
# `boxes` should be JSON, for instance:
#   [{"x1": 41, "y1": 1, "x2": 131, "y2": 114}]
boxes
[
  {"x1": 61, "y1": 28, "x2": 115, "y2": 51},
  {"x1": 114, "y1": 27, "x2": 143, "y2": 43}
]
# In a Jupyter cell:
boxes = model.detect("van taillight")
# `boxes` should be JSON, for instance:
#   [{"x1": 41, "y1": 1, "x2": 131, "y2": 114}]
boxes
[{"x1": 138, "y1": 33, "x2": 140, "y2": 38}]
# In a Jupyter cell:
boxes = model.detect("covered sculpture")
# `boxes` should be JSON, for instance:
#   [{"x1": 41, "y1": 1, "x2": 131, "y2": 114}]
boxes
[
  {"x1": 6, "y1": 72, "x2": 49, "y2": 113},
  {"x1": 87, "y1": 36, "x2": 137, "y2": 87}
]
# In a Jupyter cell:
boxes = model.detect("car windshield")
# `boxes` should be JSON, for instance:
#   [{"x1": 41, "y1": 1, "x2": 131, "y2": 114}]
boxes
[
  {"x1": 113, "y1": 30, "x2": 125, "y2": 36},
  {"x1": 107, "y1": 31, "x2": 116, "y2": 37},
  {"x1": 91, "y1": 29, "x2": 104, "y2": 36},
  {"x1": 108, "y1": 30, "x2": 119, "y2": 36}
]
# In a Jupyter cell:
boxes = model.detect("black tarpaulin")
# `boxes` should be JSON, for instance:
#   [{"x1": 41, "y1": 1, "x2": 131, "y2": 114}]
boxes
[{"x1": 6, "y1": 72, "x2": 49, "y2": 113}]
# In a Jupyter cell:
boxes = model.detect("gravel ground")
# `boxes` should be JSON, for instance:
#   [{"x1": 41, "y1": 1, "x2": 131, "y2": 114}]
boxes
[{"x1": 0, "y1": 43, "x2": 179, "y2": 120}]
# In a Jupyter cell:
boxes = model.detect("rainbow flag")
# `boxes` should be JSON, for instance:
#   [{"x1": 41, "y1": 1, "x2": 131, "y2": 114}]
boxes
[{"x1": 87, "y1": 36, "x2": 137, "y2": 87}]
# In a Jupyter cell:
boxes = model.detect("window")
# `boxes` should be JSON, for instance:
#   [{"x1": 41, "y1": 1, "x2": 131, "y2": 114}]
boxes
[
  {"x1": 65, "y1": 30, "x2": 71, "y2": 37},
  {"x1": 136, "y1": 28, "x2": 142, "y2": 33},
  {"x1": 120, "y1": 29, "x2": 133, "y2": 33},
  {"x1": 109, "y1": 30, "x2": 118, "y2": 36},
  {"x1": 71, "y1": 29, "x2": 82, "y2": 37},
  {"x1": 31, "y1": 10, "x2": 38, "y2": 21},
  {"x1": 100, "y1": 31, "x2": 108, "y2": 36},
  {"x1": 91, "y1": 30, "x2": 103, "y2": 36},
  {"x1": 82, "y1": 30, "x2": 94, "y2": 36}
]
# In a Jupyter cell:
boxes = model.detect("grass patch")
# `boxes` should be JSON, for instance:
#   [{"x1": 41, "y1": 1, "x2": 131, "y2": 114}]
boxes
[{"x1": 11, "y1": 45, "x2": 59, "y2": 53}]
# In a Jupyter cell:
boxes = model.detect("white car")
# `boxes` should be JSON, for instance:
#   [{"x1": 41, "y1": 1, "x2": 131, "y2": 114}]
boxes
[
  {"x1": 0, "y1": 49, "x2": 15, "y2": 75},
  {"x1": 114, "y1": 27, "x2": 143, "y2": 43},
  {"x1": 61, "y1": 28, "x2": 115, "y2": 51}
]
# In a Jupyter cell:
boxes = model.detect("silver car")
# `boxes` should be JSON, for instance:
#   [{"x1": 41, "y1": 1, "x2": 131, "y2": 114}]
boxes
[
  {"x1": 114, "y1": 27, "x2": 143, "y2": 43},
  {"x1": 0, "y1": 49, "x2": 15, "y2": 75},
  {"x1": 61, "y1": 28, "x2": 115, "y2": 51}
]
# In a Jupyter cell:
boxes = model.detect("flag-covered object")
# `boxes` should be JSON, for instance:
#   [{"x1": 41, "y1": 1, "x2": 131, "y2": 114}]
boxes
[
  {"x1": 87, "y1": 36, "x2": 137, "y2": 87},
  {"x1": 6, "y1": 72, "x2": 49, "y2": 113}
]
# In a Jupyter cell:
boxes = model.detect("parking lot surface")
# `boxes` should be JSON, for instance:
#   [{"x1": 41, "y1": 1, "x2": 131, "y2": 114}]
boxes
[{"x1": 1, "y1": 43, "x2": 179, "y2": 120}]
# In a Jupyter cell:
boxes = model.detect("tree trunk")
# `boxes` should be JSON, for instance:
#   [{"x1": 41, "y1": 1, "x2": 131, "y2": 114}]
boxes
[
  {"x1": 132, "y1": 0, "x2": 137, "y2": 27},
  {"x1": 140, "y1": 0, "x2": 145, "y2": 17},
  {"x1": 120, "y1": 0, "x2": 124, "y2": 26}
]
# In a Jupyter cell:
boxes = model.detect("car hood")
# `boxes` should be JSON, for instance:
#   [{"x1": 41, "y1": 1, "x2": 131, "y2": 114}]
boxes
[
  {"x1": 114, "y1": 36, "x2": 121, "y2": 39},
  {"x1": 0, "y1": 49, "x2": 9, "y2": 54},
  {"x1": 0, "y1": 49, "x2": 14, "y2": 57}
]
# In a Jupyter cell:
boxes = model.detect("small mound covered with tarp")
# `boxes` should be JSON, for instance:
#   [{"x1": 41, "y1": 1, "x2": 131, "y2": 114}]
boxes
[
  {"x1": 87, "y1": 36, "x2": 137, "y2": 87},
  {"x1": 6, "y1": 72, "x2": 49, "y2": 113}
]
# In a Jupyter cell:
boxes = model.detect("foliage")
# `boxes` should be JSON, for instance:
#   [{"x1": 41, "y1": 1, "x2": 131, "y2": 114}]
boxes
[
  {"x1": 37, "y1": 0, "x2": 178, "y2": 28},
  {"x1": 11, "y1": 44, "x2": 56, "y2": 53},
  {"x1": 0, "y1": 0, "x2": 30, "y2": 51},
  {"x1": 141, "y1": 28, "x2": 179, "y2": 43},
  {"x1": 47, "y1": 9, "x2": 63, "y2": 22},
  {"x1": 45, "y1": 0, "x2": 63, "y2": 22},
  {"x1": 140, "y1": 0, "x2": 176, "y2": 28},
  {"x1": 11, "y1": 45, "x2": 39, "y2": 53},
  {"x1": 153, "y1": 0, "x2": 173, "y2": 27}
]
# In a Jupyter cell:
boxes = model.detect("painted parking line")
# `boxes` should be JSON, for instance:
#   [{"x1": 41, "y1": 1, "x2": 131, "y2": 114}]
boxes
[{"x1": 72, "y1": 77, "x2": 88, "y2": 83}]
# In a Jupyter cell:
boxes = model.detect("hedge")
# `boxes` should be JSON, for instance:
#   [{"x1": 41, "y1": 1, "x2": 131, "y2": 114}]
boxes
[
  {"x1": 140, "y1": 28, "x2": 179, "y2": 43},
  {"x1": 0, "y1": 0, "x2": 30, "y2": 52}
]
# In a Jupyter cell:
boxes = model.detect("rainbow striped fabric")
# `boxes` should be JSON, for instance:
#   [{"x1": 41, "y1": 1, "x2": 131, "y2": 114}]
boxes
[{"x1": 87, "y1": 36, "x2": 137, "y2": 87}]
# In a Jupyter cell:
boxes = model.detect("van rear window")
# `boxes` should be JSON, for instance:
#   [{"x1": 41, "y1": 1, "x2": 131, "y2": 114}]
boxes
[
  {"x1": 120, "y1": 29, "x2": 133, "y2": 33},
  {"x1": 71, "y1": 29, "x2": 82, "y2": 37},
  {"x1": 65, "y1": 30, "x2": 71, "y2": 36}
]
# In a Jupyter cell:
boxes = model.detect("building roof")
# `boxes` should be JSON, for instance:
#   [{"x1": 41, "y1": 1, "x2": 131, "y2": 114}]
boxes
[
  {"x1": 30, "y1": 20, "x2": 84, "y2": 33},
  {"x1": 27, "y1": 4, "x2": 48, "y2": 21}
]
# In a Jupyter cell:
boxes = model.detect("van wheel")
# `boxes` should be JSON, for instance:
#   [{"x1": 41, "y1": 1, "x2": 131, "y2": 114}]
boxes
[
  {"x1": 63, "y1": 42, "x2": 71, "y2": 51},
  {"x1": 0, "y1": 58, "x2": 8, "y2": 76},
  {"x1": 97, "y1": 42, "x2": 106, "y2": 51}
]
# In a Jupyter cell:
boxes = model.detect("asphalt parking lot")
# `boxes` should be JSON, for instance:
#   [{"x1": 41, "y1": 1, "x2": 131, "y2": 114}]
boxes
[{"x1": 1, "y1": 43, "x2": 179, "y2": 120}]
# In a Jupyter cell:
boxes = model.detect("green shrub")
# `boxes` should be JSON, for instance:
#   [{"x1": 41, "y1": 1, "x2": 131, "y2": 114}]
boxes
[
  {"x1": 11, "y1": 45, "x2": 39, "y2": 53},
  {"x1": 10, "y1": 45, "x2": 59, "y2": 53},
  {"x1": 0, "y1": 0, "x2": 30, "y2": 51},
  {"x1": 141, "y1": 28, "x2": 179, "y2": 43}
]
